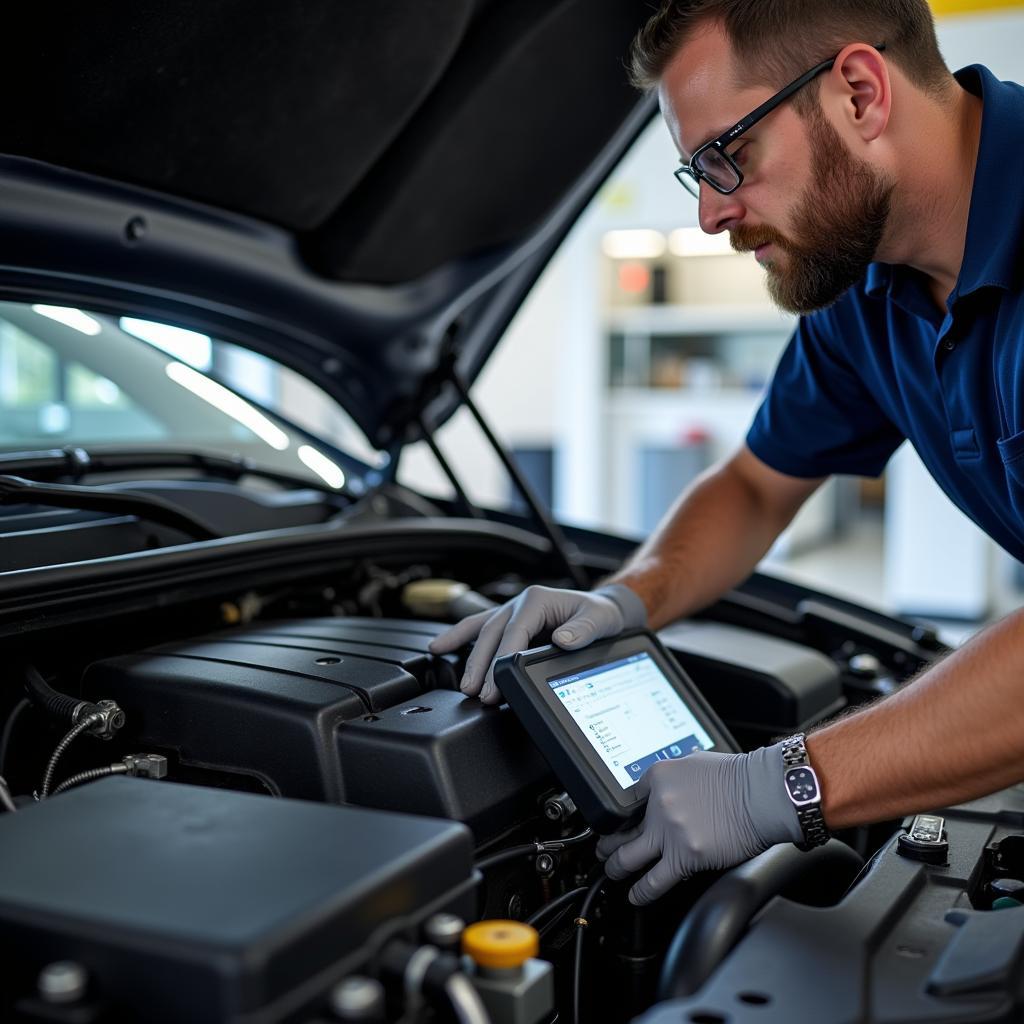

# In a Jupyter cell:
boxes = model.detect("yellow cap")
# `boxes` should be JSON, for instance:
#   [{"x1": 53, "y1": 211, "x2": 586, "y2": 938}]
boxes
[{"x1": 462, "y1": 920, "x2": 539, "y2": 969}]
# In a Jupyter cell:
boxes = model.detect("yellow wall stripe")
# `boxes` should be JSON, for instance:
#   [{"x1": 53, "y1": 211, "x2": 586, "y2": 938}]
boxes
[{"x1": 931, "y1": 0, "x2": 1024, "y2": 17}]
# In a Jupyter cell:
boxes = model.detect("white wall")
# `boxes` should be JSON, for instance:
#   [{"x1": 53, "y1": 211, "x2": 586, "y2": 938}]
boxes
[
  {"x1": 938, "y1": 11, "x2": 1024, "y2": 77},
  {"x1": 882, "y1": 11, "x2": 1024, "y2": 618}
]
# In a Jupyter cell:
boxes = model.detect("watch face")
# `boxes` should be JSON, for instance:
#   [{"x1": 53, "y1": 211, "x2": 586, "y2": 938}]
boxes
[{"x1": 785, "y1": 766, "x2": 819, "y2": 805}]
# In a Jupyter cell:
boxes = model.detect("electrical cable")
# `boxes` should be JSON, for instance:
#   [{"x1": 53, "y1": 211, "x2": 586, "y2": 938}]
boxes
[
  {"x1": 842, "y1": 837, "x2": 892, "y2": 897},
  {"x1": 51, "y1": 764, "x2": 129, "y2": 796},
  {"x1": 0, "y1": 775, "x2": 16, "y2": 812},
  {"x1": 443, "y1": 972, "x2": 492, "y2": 1024},
  {"x1": 474, "y1": 846, "x2": 549, "y2": 872},
  {"x1": 0, "y1": 697, "x2": 30, "y2": 774},
  {"x1": 526, "y1": 886, "x2": 588, "y2": 928},
  {"x1": 38, "y1": 712, "x2": 103, "y2": 799},
  {"x1": 572, "y1": 875, "x2": 605, "y2": 1024},
  {"x1": 474, "y1": 828, "x2": 594, "y2": 872}
]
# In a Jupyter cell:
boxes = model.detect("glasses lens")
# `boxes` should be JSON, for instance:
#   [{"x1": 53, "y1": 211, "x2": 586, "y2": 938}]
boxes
[
  {"x1": 694, "y1": 146, "x2": 740, "y2": 192},
  {"x1": 675, "y1": 167, "x2": 701, "y2": 198}
]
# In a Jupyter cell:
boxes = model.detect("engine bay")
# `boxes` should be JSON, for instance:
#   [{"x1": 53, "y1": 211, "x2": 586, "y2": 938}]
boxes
[{"x1": 1, "y1": 539, "x2": 1022, "y2": 1024}]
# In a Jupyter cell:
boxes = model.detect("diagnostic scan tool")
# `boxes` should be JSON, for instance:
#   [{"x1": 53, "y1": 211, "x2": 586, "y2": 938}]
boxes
[{"x1": 494, "y1": 630, "x2": 737, "y2": 832}]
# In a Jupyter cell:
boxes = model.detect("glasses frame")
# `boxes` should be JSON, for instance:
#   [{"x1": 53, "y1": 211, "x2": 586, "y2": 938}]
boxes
[{"x1": 674, "y1": 43, "x2": 886, "y2": 197}]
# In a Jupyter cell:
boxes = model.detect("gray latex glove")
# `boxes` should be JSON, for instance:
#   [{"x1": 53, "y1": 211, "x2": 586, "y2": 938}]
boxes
[
  {"x1": 427, "y1": 583, "x2": 647, "y2": 705},
  {"x1": 596, "y1": 742, "x2": 803, "y2": 906}
]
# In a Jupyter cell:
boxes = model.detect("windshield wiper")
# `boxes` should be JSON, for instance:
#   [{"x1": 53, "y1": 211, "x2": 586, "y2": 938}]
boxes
[
  {"x1": 0, "y1": 447, "x2": 348, "y2": 497},
  {"x1": 0, "y1": 474, "x2": 220, "y2": 541}
]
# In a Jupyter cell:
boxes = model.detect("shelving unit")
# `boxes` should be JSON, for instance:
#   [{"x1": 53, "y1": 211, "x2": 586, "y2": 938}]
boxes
[{"x1": 598, "y1": 289, "x2": 794, "y2": 530}]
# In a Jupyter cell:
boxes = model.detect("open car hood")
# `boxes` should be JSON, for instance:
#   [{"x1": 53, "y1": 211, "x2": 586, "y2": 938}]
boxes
[{"x1": 0, "y1": 1, "x2": 654, "y2": 449}]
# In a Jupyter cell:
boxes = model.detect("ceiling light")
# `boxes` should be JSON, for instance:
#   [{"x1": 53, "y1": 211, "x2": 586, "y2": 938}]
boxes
[
  {"x1": 31, "y1": 305, "x2": 102, "y2": 336},
  {"x1": 602, "y1": 230, "x2": 667, "y2": 260},
  {"x1": 297, "y1": 445, "x2": 346, "y2": 490},
  {"x1": 165, "y1": 361, "x2": 289, "y2": 450},
  {"x1": 668, "y1": 228, "x2": 735, "y2": 257}
]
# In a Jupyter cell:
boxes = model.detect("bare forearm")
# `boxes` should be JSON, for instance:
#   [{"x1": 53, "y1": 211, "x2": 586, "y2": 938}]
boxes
[
  {"x1": 809, "y1": 608, "x2": 1024, "y2": 829},
  {"x1": 608, "y1": 450, "x2": 819, "y2": 629}
]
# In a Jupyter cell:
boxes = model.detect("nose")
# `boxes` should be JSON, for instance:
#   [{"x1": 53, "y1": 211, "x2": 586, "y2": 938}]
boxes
[{"x1": 698, "y1": 181, "x2": 745, "y2": 236}]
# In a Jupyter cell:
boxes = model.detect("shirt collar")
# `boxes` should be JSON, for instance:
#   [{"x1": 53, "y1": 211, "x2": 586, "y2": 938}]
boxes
[
  {"x1": 946, "y1": 65, "x2": 1024, "y2": 299},
  {"x1": 866, "y1": 65, "x2": 1024, "y2": 310}
]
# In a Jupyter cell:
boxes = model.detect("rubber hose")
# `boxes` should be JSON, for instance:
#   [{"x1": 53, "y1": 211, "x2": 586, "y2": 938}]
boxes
[
  {"x1": 23, "y1": 663, "x2": 81, "y2": 722},
  {"x1": 657, "y1": 840, "x2": 864, "y2": 1001}
]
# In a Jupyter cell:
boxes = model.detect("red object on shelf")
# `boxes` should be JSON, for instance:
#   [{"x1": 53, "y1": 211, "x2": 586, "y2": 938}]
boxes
[
  {"x1": 618, "y1": 261, "x2": 651, "y2": 295},
  {"x1": 679, "y1": 426, "x2": 711, "y2": 446}
]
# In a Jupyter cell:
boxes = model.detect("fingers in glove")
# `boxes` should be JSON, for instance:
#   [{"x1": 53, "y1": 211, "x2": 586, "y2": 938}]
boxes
[
  {"x1": 553, "y1": 595, "x2": 618, "y2": 650},
  {"x1": 478, "y1": 592, "x2": 572, "y2": 703},
  {"x1": 629, "y1": 857, "x2": 688, "y2": 907},
  {"x1": 429, "y1": 609, "x2": 496, "y2": 655},
  {"x1": 553, "y1": 616, "x2": 601, "y2": 649},
  {"x1": 459, "y1": 606, "x2": 513, "y2": 697},
  {"x1": 595, "y1": 826, "x2": 642, "y2": 861},
  {"x1": 604, "y1": 829, "x2": 660, "y2": 881}
]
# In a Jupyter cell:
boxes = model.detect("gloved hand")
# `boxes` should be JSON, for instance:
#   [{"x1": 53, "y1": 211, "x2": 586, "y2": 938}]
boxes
[
  {"x1": 596, "y1": 742, "x2": 803, "y2": 906},
  {"x1": 427, "y1": 583, "x2": 647, "y2": 705}
]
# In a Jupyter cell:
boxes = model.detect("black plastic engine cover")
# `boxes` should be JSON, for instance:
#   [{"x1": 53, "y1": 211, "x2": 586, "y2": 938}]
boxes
[
  {"x1": 80, "y1": 617, "x2": 455, "y2": 801},
  {"x1": 337, "y1": 688, "x2": 552, "y2": 841},
  {"x1": 81, "y1": 618, "x2": 550, "y2": 838},
  {"x1": 658, "y1": 620, "x2": 846, "y2": 745},
  {"x1": 0, "y1": 777, "x2": 475, "y2": 1024}
]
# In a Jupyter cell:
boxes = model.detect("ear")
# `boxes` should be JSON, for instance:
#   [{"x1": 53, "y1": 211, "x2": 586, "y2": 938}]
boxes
[{"x1": 826, "y1": 43, "x2": 891, "y2": 143}]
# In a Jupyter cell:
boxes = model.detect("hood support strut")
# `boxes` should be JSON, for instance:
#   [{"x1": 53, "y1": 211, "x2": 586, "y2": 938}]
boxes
[
  {"x1": 415, "y1": 413, "x2": 485, "y2": 522},
  {"x1": 445, "y1": 369, "x2": 589, "y2": 591}
]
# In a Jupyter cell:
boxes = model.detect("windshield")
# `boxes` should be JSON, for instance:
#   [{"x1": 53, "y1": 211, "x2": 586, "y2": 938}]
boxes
[{"x1": 0, "y1": 301, "x2": 358, "y2": 490}]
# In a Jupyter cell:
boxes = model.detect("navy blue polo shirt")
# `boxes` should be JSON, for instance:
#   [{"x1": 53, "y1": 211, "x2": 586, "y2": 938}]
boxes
[{"x1": 746, "y1": 65, "x2": 1024, "y2": 563}]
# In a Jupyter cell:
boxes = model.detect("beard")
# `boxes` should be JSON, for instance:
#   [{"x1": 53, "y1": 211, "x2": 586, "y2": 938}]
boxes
[{"x1": 731, "y1": 108, "x2": 894, "y2": 315}]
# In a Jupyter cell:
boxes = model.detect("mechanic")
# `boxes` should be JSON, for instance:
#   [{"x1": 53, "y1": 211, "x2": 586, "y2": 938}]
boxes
[{"x1": 432, "y1": 0, "x2": 1024, "y2": 907}]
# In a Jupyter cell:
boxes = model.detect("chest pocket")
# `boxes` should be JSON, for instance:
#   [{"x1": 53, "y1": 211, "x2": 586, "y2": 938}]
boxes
[
  {"x1": 991, "y1": 321, "x2": 1024, "y2": 505},
  {"x1": 998, "y1": 430, "x2": 1024, "y2": 490},
  {"x1": 996, "y1": 423, "x2": 1024, "y2": 525}
]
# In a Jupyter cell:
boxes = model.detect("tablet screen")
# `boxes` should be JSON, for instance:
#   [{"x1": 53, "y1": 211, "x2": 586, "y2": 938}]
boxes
[{"x1": 548, "y1": 652, "x2": 714, "y2": 790}]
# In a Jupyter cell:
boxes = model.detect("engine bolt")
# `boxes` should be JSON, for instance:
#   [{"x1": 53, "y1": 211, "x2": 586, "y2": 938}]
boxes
[
  {"x1": 543, "y1": 791, "x2": 578, "y2": 821},
  {"x1": 424, "y1": 912, "x2": 465, "y2": 950},
  {"x1": 535, "y1": 853, "x2": 556, "y2": 877},
  {"x1": 329, "y1": 976, "x2": 385, "y2": 1020},
  {"x1": 848, "y1": 653, "x2": 882, "y2": 678}
]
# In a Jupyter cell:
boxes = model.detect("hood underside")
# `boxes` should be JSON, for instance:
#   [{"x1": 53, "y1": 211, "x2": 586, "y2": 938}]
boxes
[{"x1": 0, "y1": 1, "x2": 654, "y2": 446}]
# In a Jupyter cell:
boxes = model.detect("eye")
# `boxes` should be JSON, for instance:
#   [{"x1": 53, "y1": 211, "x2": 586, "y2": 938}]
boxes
[{"x1": 727, "y1": 141, "x2": 750, "y2": 167}]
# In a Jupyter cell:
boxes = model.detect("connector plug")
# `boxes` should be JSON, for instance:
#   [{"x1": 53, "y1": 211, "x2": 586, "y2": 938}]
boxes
[
  {"x1": 73, "y1": 700, "x2": 126, "y2": 740},
  {"x1": 121, "y1": 754, "x2": 168, "y2": 780}
]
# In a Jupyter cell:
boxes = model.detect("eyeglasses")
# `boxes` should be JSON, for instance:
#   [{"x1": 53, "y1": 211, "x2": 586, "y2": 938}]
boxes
[{"x1": 675, "y1": 44, "x2": 886, "y2": 198}]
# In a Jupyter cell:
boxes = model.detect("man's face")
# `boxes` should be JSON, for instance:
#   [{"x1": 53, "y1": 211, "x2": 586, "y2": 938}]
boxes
[{"x1": 659, "y1": 25, "x2": 893, "y2": 314}]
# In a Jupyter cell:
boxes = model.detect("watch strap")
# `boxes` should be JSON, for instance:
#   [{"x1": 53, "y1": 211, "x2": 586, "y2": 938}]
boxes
[
  {"x1": 781, "y1": 734, "x2": 830, "y2": 849},
  {"x1": 794, "y1": 804, "x2": 830, "y2": 848}
]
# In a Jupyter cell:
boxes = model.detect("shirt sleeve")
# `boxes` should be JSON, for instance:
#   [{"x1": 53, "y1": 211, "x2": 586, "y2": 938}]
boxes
[{"x1": 746, "y1": 309, "x2": 905, "y2": 479}]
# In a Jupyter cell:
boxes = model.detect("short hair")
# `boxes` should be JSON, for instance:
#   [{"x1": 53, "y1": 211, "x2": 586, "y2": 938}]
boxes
[{"x1": 629, "y1": 0, "x2": 953, "y2": 110}]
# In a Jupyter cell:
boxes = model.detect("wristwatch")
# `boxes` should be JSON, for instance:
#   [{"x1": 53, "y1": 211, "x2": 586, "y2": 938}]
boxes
[{"x1": 780, "y1": 734, "x2": 830, "y2": 849}]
